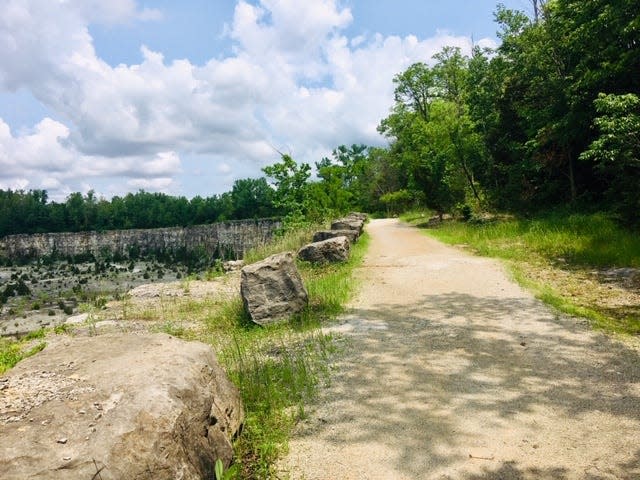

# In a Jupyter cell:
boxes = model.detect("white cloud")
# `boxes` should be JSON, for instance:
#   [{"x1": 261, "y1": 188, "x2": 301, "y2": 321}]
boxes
[{"x1": 0, "y1": 0, "x2": 497, "y2": 199}]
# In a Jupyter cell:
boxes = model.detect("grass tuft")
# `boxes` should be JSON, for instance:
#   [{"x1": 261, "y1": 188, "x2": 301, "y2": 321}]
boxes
[{"x1": 0, "y1": 337, "x2": 46, "y2": 375}]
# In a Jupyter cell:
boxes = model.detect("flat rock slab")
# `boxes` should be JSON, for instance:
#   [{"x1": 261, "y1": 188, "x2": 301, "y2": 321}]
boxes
[
  {"x1": 241, "y1": 252, "x2": 308, "y2": 326},
  {"x1": 298, "y1": 236, "x2": 350, "y2": 265},
  {"x1": 0, "y1": 333, "x2": 243, "y2": 480}
]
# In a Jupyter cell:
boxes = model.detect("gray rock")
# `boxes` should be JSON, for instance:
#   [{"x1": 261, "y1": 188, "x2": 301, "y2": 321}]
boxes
[
  {"x1": 240, "y1": 252, "x2": 308, "y2": 325},
  {"x1": 0, "y1": 333, "x2": 243, "y2": 480},
  {"x1": 298, "y1": 236, "x2": 350, "y2": 265},
  {"x1": 223, "y1": 259, "x2": 245, "y2": 272},
  {"x1": 331, "y1": 218, "x2": 364, "y2": 235},
  {"x1": 312, "y1": 229, "x2": 359, "y2": 244},
  {"x1": 346, "y1": 212, "x2": 368, "y2": 222}
]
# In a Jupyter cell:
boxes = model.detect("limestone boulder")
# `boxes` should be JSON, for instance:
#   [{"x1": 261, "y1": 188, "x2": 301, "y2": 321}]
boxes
[
  {"x1": 0, "y1": 333, "x2": 243, "y2": 480},
  {"x1": 312, "y1": 229, "x2": 359, "y2": 244},
  {"x1": 331, "y1": 217, "x2": 364, "y2": 235},
  {"x1": 241, "y1": 252, "x2": 308, "y2": 326},
  {"x1": 346, "y1": 212, "x2": 368, "y2": 222},
  {"x1": 298, "y1": 236, "x2": 350, "y2": 265},
  {"x1": 223, "y1": 259, "x2": 245, "y2": 272}
]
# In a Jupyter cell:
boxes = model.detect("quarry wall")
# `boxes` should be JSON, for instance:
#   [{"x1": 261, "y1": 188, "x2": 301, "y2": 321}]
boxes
[{"x1": 0, "y1": 219, "x2": 282, "y2": 261}]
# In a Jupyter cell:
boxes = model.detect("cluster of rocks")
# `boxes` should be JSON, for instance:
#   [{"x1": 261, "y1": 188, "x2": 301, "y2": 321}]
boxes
[{"x1": 240, "y1": 213, "x2": 366, "y2": 326}]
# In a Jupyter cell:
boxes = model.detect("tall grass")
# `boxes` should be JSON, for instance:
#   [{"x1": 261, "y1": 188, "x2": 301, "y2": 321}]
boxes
[
  {"x1": 242, "y1": 223, "x2": 321, "y2": 264},
  {"x1": 426, "y1": 212, "x2": 640, "y2": 267},
  {"x1": 405, "y1": 210, "x2": 640, "y2": 336}
]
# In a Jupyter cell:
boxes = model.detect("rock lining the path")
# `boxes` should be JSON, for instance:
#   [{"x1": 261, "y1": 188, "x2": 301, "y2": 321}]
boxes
[
  {"x1": 298, "y1": 236, "x2": 350, "y2": 265},
  {"x1": 240, "y1": 252, "x2": 308, "y2": 325},
  {"x1": 0, "y1": 333, "x2": 243, "y2": 479}
]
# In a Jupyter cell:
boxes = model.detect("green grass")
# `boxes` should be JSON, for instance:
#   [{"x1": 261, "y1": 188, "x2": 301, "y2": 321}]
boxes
[
  {"x1": 415, "y1": 211, "x2": 640, "y2": 268},
  {"x1": 403, "y1": 209, "x2": 640, "y2": 336},
  {"x1": 214, "y1": 231, "x2": 369, "y2": 478},
  {"x1": 243, "y1": 223, "x2": 321, "y2": 264},
  {"x1": 0, "y1": 334, "x2": 46, "y2": 375}
]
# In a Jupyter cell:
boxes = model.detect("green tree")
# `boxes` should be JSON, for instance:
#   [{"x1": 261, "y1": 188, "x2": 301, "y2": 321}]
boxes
[
  {"x1": 230, "y1": 177, "x2": 276, "y2": 219},
  {"x1": 262, "y1": 154, "x2": 311, "y2": 225},
  {"x1": 580, "y1": 93, "x2": 640, "y2": 223}
]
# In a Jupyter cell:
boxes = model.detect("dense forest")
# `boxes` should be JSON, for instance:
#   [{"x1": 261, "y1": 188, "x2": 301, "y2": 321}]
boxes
[{"x1": 1, "y1": 0, "x2": 638, "y2": 237}]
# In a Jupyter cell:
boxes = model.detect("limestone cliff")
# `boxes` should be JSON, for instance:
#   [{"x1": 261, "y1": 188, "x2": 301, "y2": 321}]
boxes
[{"x1": 0, "y1": 219, "x2": 281, "y2": 261}]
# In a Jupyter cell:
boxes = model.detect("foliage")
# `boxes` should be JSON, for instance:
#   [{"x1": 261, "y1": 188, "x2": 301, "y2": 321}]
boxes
[
  {"x1": 373, "y1": 1, "x2": 640, "y2": 224},
  {"x1": 262, "y1": 154, "x2": 312, "y2": 228},
  {"x1": 580, "y1": 93, "x2": 640, "y2": 223}
]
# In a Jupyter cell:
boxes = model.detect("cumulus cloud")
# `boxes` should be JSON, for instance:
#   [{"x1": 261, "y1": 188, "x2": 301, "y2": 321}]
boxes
[{"x1": 0, "y1": 0, "x2": 497, "y2": 199}]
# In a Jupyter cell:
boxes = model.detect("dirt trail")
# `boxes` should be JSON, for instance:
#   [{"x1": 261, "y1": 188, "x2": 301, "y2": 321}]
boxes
[{"x1": 281, "y1": 218, "x2": 640, "y2": 480}]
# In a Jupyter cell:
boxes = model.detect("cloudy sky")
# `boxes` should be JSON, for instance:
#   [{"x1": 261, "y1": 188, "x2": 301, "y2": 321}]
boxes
[{"x1": 0, "y1": 0, "x2": 530, "y2": 201}]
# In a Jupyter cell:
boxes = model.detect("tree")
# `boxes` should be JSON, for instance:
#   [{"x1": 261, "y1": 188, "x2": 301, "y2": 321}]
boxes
[
  {"x1": 580, "y1": 93, "x2": 640, "y2": 223},
  {"x1": 314, "y1": 144, "x2": 370, "y2": 213},
  {"x1": 262, "y1": 154, "x2": 311, "y2": 225},
  {"x1": 230, "y1": 177, "x2": 276, "y2": 219}
]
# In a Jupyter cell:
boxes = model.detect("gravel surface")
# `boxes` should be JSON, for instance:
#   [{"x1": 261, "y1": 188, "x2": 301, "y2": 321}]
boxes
[{"x1": 281, "y1": 218, "x2": 640, "y2": 480}]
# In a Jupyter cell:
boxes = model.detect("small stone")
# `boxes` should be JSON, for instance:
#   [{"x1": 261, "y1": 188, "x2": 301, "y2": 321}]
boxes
[
  {"x1": 63, "y1": 456, "x2": 71, "y2": 461},
  {"x1": 78, "y1": 410, "x2": 86, "y2": 415},
  {"x1": 57, "y1": 438, "x2": 68, "y2": 444}
]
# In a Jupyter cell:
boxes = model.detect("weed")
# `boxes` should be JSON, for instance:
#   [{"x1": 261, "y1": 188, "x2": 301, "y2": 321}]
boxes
[{"x1": 0, "y1": 337, "x2": 46, "y2": 375}]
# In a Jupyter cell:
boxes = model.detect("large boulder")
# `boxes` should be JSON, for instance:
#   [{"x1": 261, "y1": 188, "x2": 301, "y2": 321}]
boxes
[
  {"x1": 331, "y1": 217, "x2": 364, "y2": 235},
  {"x1": 312, "y1": 229, "x2": 359, "y2": 244},
  {"x1": 241, "y1": 252, "x2": 308, "y2": 326},
  {"x1": 298, "y1": 236, "x2": 350, "y2": 265},
  {"x1": 0, "y1": 333, "x2": 243, "y2": 480},
  {"x1": 346, "y1": 212, "x2": 368, "y2": 222}
]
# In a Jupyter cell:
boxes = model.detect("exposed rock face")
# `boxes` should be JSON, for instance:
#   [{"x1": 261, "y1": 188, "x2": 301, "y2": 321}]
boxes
[
  {"x1": 312, "y1": 229, "x2": 359, "y2": 244},
  {"x1": 0, "y1": 219, "x2": 281, "y2": 261},
  {"x1": 0, "y1": 333, "x2": 244, "y2": 480},
  {"x1": 240, "y1": 252, "x2": 308, "y2": 326},
  {"x1": 298, "y1": 236, "x2": 350, "y2": 265}
]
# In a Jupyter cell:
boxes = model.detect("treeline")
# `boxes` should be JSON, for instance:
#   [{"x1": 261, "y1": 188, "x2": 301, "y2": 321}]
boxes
[
  {"x1": 0, "y1": 143, "x2": 381, "y2": 237},
  {"x1": 374, "y1": 0, "x2": 639, "y2": 223},
  {"x1": 0, "y1": 181, "x2": 278, "y2": 237}
]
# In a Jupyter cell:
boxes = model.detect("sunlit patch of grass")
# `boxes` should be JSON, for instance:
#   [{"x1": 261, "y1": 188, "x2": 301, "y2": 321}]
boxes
[
  {"x1": 243, "y1": 224, "x2": 322, "y2": 264},
  {"x1": 417, "y1": 211, "x2": 640, "y2": 336},
  {"x1": 0, "y1": 337, "x2": 46, "y2": 375}
]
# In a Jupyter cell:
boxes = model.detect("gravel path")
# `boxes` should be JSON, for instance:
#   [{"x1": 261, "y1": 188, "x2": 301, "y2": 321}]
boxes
[{"x1": 281, "y1": 218, "x2": 640, "y2": 480}]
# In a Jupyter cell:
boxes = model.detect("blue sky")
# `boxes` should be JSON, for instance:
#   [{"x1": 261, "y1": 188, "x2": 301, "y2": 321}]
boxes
[{"x1": 0, "y1": 0, "x2": 530, "y2": 201}]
